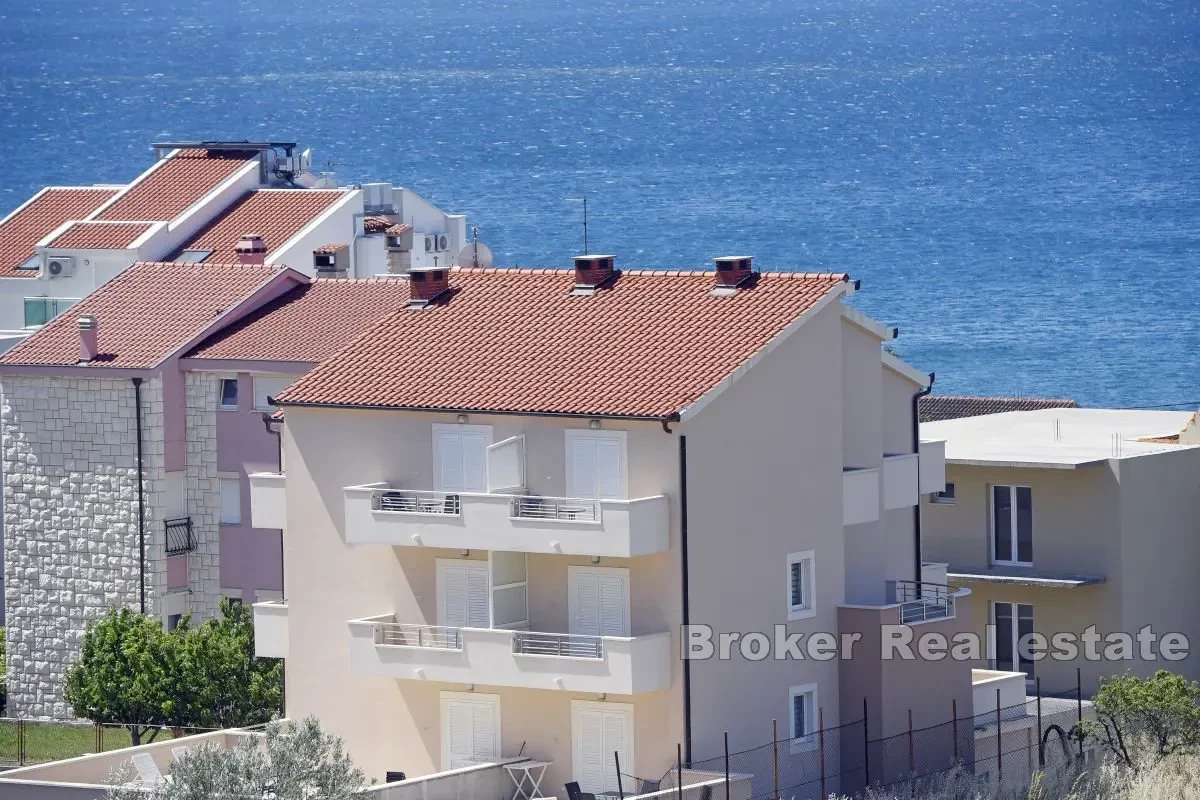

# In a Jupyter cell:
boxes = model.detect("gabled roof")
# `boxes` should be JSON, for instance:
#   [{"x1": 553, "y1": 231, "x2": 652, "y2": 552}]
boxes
[
  {"x1": 0, "y1": 187, "x2": 122, "y2": 278},
  {"x1": 168, "y1": 189, "x2": 349, "y2": 263},
  {"x1": 47, "y1": 221, "x2": 155, "y2": 250},
  {"x1": 276, "y1": 268, "x2": 849, "y2": 419},
  {"x1": 187, "y1": 277, "x2": 412, "y2": 363},
  {"x1": 95, "y1": 149, "x2": 258, "y2": 222},
  {"x1": 919, "y1": 395, "x2": 1080, "y2": 423},
  {"x1": 0, "y1": 262, "x2": 287, "y2": 369}
]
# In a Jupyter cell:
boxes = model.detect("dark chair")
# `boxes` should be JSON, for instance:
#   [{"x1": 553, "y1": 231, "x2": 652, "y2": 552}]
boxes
[{"x1": 565, "y1": 782, "x2": 596, "y2": 800}]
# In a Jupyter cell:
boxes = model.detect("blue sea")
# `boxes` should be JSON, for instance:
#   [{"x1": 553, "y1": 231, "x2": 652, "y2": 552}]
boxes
[{"x1": 0, "y1": 0, "x2": 1196, "y2": 407}]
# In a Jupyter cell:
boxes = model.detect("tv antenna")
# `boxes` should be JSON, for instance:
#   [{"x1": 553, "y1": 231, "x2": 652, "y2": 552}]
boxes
[
  {"x1": 566, "y1": 197, "x2": 589, "y2": 254},
  {"x1": 458, "y1": 226, "x2": 494, "y2": 268}
]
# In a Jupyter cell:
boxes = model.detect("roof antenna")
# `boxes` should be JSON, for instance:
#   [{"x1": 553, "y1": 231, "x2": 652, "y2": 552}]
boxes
[{"x1": 566, "y1": 197, "x2": 589, "y2": 254}]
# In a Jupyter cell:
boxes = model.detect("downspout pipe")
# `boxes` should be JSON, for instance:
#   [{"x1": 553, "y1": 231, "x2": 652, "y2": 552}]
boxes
[
  {"x1": 132, "y1": 378, "x2": 146, "y2": 615},
  {"x1": 912, "y1": 373, "x2": 934, "y2": 584},
  {"x1": 678, "y1": 434, "x2": 692, "y2": 764}
]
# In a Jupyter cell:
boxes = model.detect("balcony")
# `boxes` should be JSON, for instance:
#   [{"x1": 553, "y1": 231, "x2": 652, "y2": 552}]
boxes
[
  {"x1": 881, "y1": 453, "x2": 919, "y2": 510},
  {"x1": 252, "y1": 599, "x2": 288, "y2": 658},
  {"x1": 248, "y1": 472, "x2": 286, "y2": 529},
  {"x1": 164, "y1": 517, "x2": 195, "y2": 556},
  {"x1": 347, "y1": 614, "x2": 672, "y2": 695},
  {"x1": 842, "y1": 467, "x2": 881, "y2": 526},
  {"x1": 343, "y1": 483, "x2": 669, "y2": 557},
  {"x1": 887, "y1": 579, "x2": 959, "y2": 624},
  {"x1": 918, "y1": 439, "x2": 946, "y2": 494}
]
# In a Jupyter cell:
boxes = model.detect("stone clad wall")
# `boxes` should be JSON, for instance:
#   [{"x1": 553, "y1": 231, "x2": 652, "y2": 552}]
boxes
[
  {"x1": 183, "y1": 372, "x2": 222, "y2": 620},
  {"x1": 1, "y1": 375, "x2": 165, "y2": 719}
]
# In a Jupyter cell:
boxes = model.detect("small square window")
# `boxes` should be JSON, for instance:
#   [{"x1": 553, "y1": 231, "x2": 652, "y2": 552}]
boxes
[
  {"x1": 786, "y1": 551, "x2": 815, "y2": 620},
  {"x1": 219, "y1": 477, "x2": 241, "y2": 525},
  {"x1": 176, "y1": 248, "x2": 212, "y2": 263},
  {"x1": 931, "y1": 483, "x2": 956, "y2": 504},
  {"x1": 219, "y1": 378, "x2": 239, "y2": 409}
]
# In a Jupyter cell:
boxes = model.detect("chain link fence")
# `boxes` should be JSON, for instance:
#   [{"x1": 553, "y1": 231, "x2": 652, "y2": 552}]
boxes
[{"x1": 0, "y1": 718, "x2": 218, "y2": 767}]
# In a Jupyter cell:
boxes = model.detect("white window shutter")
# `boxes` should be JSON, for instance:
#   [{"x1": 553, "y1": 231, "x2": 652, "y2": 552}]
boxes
[
  {"x1": 437, "y1": 431, "x2": 464, "y2": 492},
  {"x1": 572, "y1": 573, "x2": 601, "y2": 636},
  {"x1": 598, "y1": 575, "x2": 628, "y2": 637},
  {"x1": 446, "y1": 701, "x2": 474, "y2": 769},
  {"x1": 471, "y1": 702, "x2": 498, "y2": 761},
  {"x1": 569, "y1": 438, "x2": 597, "y2": 498},
  {"x1": 578, "y1": 710, "x2": 607, "y2": 793},
  {"x1": 466, "y1": 567, "x2": 491, "y2": 628},
  {"x1": 486, "y1": 435, "x2": 525, "y2": 493},
  {"x1": 602, "y1": 711, "x2": 629, "y2": 791},
  {"x1": 461, "y1": 431, "x2": 488, "y2": 492},
  {"x1": 441, "y1": 567, "x2": 468, "y2": 628},
  {"x1": 594, "y1": 438, "x2": 623, "y2": 499}
]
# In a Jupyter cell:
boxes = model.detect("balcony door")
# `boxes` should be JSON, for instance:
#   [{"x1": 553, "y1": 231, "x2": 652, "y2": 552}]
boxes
[
  {"x1": 991, "y1": 485, "x2": 1033, "y2": 565},
  {"x1": 993, "y1": 601, "x2": 1035, "y2": 680},
  {"x1": 433, "y1": 424, "x2": 491, "y2": 493},
  {"x1": 437, "y1": 559, "x2": 490, "y2": 629},
  {"x1": 566, "y1": 430, "x2": 627, "y2": 499},
  {"x1": 441, "y1": 692, "x2": 500, "y2": 770},
  {"x1": 568, "y1": 567, "x2": 630, "y2": 638},
  {"x1": 572, "y1": 700, "x2": 633, "y2": 794}
]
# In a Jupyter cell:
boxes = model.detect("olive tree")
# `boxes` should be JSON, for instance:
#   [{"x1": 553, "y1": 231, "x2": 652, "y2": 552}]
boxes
[{"x1": 1085, "y1": 670, "x2": 1200, "y2": 769}]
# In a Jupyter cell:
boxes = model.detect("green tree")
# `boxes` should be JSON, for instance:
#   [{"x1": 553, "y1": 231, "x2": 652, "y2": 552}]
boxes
[
  {"x1": 107, "y1": 717, "x2": 368, "y2": 800},
  {"x1": 64, "y1": 608, "x2": 184, "y2": 745},
  {"x1": 1085, "y1": 670, "x2": 1200, "y2": 768}
]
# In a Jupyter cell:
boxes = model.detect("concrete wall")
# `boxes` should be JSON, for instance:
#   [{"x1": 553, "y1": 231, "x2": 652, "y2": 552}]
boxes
[
  {"x1": 358, "y1": 759, "x2": 525, "y2": 800},
  {"x1": 2, "y1": 375, "x2": 167, "y2": 719},
  {"x1": 281, "y1": 406, "x2": 683, "y2": 787}
]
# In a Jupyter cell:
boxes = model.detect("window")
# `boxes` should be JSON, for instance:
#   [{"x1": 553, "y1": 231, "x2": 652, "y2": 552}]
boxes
[
  {"x1": 931, "y1": 483, "x2": 956, "y2": 504},
  {"x1": 175, "y1": 248, "x2": 212, "y2": 263},
  {"x1": 219, "y1": 378, "x2": 239, "y2": 410},
  {"x1": 254, "y1": 376, "x2": 294, "y2": 411},
  {"x1": 786, "y1": 551, "x2": 815, "y2": 620},
  {"x1": 23, "y1": 297, "x2": 79, "y2": 328},
  {"x1": 167, "y1": 614, "x2": 183, "y2": 632},
  {"x1": 788, "y1": 684, "x2": 818, "y2": 752},
  {"x1": 993, "y1": 602, "x2": 1035, "y2": 680},
  {"x1": 992, "y1": 485, "x2": 1032, "y2": 564},
  {"x1": 219, "y1": 477, "x2": 241, "y2": 525}
]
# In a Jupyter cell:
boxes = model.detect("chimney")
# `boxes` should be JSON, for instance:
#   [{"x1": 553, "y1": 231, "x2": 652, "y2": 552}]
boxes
[
  {"x1": 78, "y1": 315, "x2": 98, "y2": 362},
  {"x1": 407, "y1": 266, "x2": 450, "y2": 308},
  {"x1": 713, "y1": 256, "x2": 755, "y2": 288},
  {"x1": 235, "y1": 233, "x2": 268, "y2": 265},
  {"x1": 573, "y1": 255, "x2": 616, "y2": 291},
  {"x1": 313, "y1": 244, "x2": 350, "y2": 278}
]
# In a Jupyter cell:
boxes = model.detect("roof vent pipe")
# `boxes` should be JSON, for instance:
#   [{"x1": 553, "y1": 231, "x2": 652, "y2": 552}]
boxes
[
  {"x1": 235, "y1": 233, "x2": 268, "y2": 265},
  {"x1": 78, "y1": 315, "x2": 99, "y2": 362}
]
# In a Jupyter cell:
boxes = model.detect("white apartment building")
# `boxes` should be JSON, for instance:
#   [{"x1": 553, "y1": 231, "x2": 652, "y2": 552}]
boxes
[{"x1": 250, "y1": 256, "x2": 969, "y2": 794}]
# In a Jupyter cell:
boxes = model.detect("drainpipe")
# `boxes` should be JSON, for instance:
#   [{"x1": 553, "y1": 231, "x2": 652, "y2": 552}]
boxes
[
  {"x1": 912, "y1": 373, "x2": 934, "y2": 584},
  {"x1": 678, "y1": 434, "x2": 692, "y2": 764},
  {"x1": 132, "y1": 378, "x2": 146, "y2": 615}
]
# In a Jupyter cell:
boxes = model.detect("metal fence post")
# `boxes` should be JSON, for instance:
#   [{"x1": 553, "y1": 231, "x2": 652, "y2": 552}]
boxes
[
  {"x1": 95, "y1": 722, "x2": 102, "y2": 753},
  {"x1": 615, "y1": 751, "x2": 624, "y2": 800},
  {"x1": 18, "y1": 718, "x2": 25, "y2": 766},
  {"x1": 1077, "y1": 667, "x2": 1084, "y2": 760},
  {"x1": 908, "y1": 709, "x2": 914, "y2": 773},
  {"x1": 862, "y1": 696, "x2": 870, "y2": 787},
  {"x1": 676, "y1": 743, "x2": 683, "y2": 800},
  {"x1": 818, "y1": 707, "x2": 826, "y2": 799},
  {"x1": 996, "y1": 687, "x2": 1002, "y2": 784},
  {"x1": 772, "y1": 719, "x2": 779, "y2": 800},
  {"x1": 1036, "y1": 678, "x2": 1044, "y2": 768},
  {"x1": 952, "y1": 698, "x2": 959, "y2": 762},
  {"x1": 723, "y1": 731, "x2": 730, "y2": 800}
]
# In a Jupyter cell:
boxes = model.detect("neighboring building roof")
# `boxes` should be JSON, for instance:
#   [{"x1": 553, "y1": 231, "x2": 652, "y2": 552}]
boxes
[
  {"x1": 0, "y1": 262, "x2": 284, "y2": 369},
  {"x1": 276, "y1": 268, "x2": 849, "y2": 418},
  {"x1": 168, "y1": 189, "x2": 348, "y2": 263},
  {"x1": 363, "y1": 216, "x2": 393, "y2": 234},
  {"x1": 0, "y1": 187, "x2": 122, "y2": 278},
  {"x1": 47, "y1": 221, "x2": 155, "y2": 250},
  {"x1": 919, "y1": 395, "x2": 1079, "y2": 423},
  {"x1": 923, "y1": 408, "x2": 1200, "y2": 468},
  {"x1": 187, "y1": 277, "x2": 411, "y2": 363},
  {"x1": 95, "y1": 149, "x2": 258, "y2": 222},
  {"x1": 313, "y1": 243, "x2": 347, "y2": 254}
]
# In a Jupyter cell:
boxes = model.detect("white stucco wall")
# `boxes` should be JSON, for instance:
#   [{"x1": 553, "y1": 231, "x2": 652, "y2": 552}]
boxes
[{"x1": 2, "y1": 375, "x2": 167, "y2": 719}]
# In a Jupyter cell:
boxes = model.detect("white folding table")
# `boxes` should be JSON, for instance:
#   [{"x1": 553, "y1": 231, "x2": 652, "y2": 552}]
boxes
[{"x1": 504, "y1": 760, "x2": 552, "y2": 800}]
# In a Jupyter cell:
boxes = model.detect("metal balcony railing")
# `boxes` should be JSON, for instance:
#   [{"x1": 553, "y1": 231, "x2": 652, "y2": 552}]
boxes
[
  {"x1": 512, "y1": 631, "x2": 605, "y2": 659},
  {"x1": 374, "y1": 622, "x2": 463, "y2": 649},
  {"x1": 164, "y1": 517, "x2": 195, "y2": 556},
  {"x1": 373, "y1": 489, "x2": 460, "y2": 516},
  {"x1": 510, "y1": 495, "x2": 601, "y2": 523},
  {"x1": 891, "y1": 579, "x2": 958, "y2": 624}
]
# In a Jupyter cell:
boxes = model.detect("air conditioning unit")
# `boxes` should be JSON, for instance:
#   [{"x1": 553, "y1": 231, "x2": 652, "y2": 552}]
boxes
[
  {"x1": 425, "y1": 235, "x2": 436, "y2": 253},
  {"x1": 437, "y1": 234, "x2": 449, "y2": 252},
  {"x1": 44, "y1": 256, "x2": 75, "y2": 279}
]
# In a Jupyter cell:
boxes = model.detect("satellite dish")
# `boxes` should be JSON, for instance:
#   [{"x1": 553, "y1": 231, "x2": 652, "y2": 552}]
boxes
[{"x1": 458, "y1": 242, "x2": 494, "y2": 269}]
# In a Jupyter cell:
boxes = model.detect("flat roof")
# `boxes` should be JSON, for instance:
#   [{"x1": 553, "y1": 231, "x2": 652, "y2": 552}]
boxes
[{"x1": 922, "y1": 408, "x2": 1200, "y2": 468}]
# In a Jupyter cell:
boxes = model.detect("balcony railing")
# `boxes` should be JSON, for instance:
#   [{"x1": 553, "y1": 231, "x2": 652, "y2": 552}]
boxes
[
  {"x1": 512, "y1": 631, "x2": 604, "y2": 659},
  {"x1": 374, "y1": 622, "x2": 463, "y2": 649},
  {"x1": 164, "y1": 517, "x2": 195, "y2": 556},
  {"x1": 374, "y1": 489, "x2": 461, "y2": 516},
  {"x1": 891, "y1": 579, "x2": 958, "y2": 624},
  {"x1": 510, "y1": 496, "x2": 601, "y2": 523}
]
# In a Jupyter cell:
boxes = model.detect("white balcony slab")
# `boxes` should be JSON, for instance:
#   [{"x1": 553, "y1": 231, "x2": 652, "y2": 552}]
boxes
[
  {"x1": 253, "y1": 600, "x2": 288, "y2": 658},
  {"x1": 972, "y1": 669, "x2": 1027, "y2": 715},
  {"x1": 882, "y1": 453, "x2": 919, "y2": 510},
  {"x1": 348, "y1": 615, "x2": 672, "y2": 695},
  {"x1": 918, "y1": 439, "x2": 947, "y2": 494},
  {"x1": 248, "y1": 472, "x2": 286, "y2": 529},
  {"x1": 842, "y1": 467, "x2": 881, "y2": 526},
  {"x1": 343, "y1": 484, "x2": 669, "y2": 557}
]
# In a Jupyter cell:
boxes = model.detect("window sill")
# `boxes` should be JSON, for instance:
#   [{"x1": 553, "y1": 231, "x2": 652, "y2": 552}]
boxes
[
  {"x1": 929, "y1": 498, "x2": 956, "y2": 505},
  {"x1": 218, "y1": 405, "x2": 239, "y2": 412},
  {"x1": 787, "y1": 607, "x2": 817, "y2": 622},
  {"x1": 219, "y1": 521, "x2": 242, "y2": 527},
  {"x1": 789, "y1": 735, "x2": 818, "y2": 754}
]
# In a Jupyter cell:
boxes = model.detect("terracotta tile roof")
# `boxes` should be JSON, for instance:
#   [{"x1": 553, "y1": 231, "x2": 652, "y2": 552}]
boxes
[
  {"x1": 385, "y1": 223, "x2": 411, "y2": 236},
  {"x1": 919, "y1": 395, "x2": 1080, "y2": 423},
  {"x1": 363, "y1": 216, "x2": 393, "y2": 234},
  {"x1": 276, "y1": 268, "x2": 849, "y2": 418},
  {"x1": 313, "y1": 243, "x2": 347, "y2": 255},
  {"x1": 0, "y1": 187, "x2": 121, "y2": 278},
  {"x1": 95, "y1": 149, "x2": 259, "y2": 222},
  {"x1": 0, "y1": 262, "x2": 283, "y2": 369},
  {"x1": 168, "y1": 189, "x2": 348, "y2": 263},
  {"x1": 48, "y1": 221, "x2": 155, "y2": 250},
  {"x1": 187, "y1": 277, "x2": 411, "y2": 363}
]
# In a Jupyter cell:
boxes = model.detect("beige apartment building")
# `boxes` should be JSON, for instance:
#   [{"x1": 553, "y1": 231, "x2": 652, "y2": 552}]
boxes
[
  {"x1": 922, "y1": 408, "x2": 1200, "y2": 697},
  {"x1": 249, "y1": 257, "x2": 970, "y2": 793}
]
